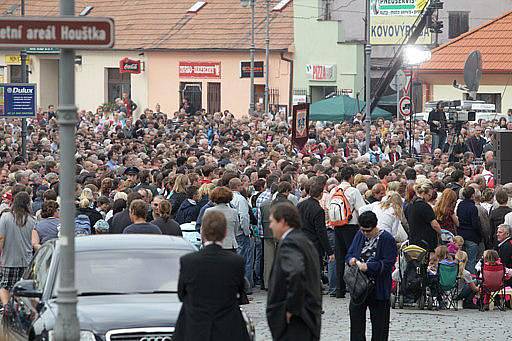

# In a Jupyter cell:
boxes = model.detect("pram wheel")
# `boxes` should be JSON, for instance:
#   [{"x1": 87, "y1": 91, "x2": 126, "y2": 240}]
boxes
[
  {"x1": 399, "y1": 294, "x2": 404, "y2": 309},
  {"x1": 427, "y1": 295, "x2": 433, "y2": 310},
  {"x1": 391, "y1": 293, "x2": 396, "y2": 309},
  {"x1": 417, "y1": 294, "x2": 425, "y2": 309}
]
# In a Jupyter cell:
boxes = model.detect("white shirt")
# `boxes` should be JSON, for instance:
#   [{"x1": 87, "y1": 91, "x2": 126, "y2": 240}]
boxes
[
  {"x1": 504, "y1": 211, "x2": 512, "y2": 227},
  {"x1": 281, "y1": 228, "x2": 294, "y2": 241},
  {"x1": 359, "y1": 202, "x2": 402, "y2": 238},
  {"x1": 333, "y1": 182, "x2": 366, "y2": 225}
]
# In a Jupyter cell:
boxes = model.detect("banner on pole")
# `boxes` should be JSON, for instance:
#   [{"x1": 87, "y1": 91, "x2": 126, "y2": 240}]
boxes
[{"x1": 292, "y1": 103, "x2": 309, "y2": 149}]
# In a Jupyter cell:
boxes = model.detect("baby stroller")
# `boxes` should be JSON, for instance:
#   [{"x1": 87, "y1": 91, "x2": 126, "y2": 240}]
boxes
[
  {"x1": 479, "y1": 261, "x2": 507, "y2": 311},
  {"x1": 392, "y1": 242, "x2": 429, "y2": 309},
  {"x1": 440, "y1": 229, "x2": 454, "y2": 245}
]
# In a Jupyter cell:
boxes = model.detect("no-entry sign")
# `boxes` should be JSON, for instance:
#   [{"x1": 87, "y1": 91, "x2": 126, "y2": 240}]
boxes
[
  {"x1": 399, "y1": 96, "x2": 411, "y2": 116},
  {"x1": 0, "y1": 16, "x2": 114, "y2": 49}
]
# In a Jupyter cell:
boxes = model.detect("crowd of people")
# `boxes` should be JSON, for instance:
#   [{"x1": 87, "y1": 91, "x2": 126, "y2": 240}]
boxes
[{"x1": 0, "y1": 99, "x2": 512, "y2": 339}]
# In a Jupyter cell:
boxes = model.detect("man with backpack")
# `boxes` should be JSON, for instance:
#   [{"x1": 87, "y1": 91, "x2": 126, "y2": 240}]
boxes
[{"x1": 328, "y1": 166, "x2": 365, "y2": 298}]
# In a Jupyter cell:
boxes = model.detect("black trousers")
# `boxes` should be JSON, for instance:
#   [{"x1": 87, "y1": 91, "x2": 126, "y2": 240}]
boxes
[
  {"x1": 349, "y1": 298, "x2": 390, "y2": 341},
  {"x1": 278, "y1": 316, "x2": 319, "y2": 341},
  {"x1": 334, "y1": 225, "x2": 359, "y2": 294}
]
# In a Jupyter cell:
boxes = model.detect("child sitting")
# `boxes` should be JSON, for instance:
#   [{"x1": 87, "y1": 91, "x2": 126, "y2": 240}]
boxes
[
  {"x1": 455, "y1": 250, "x2": 479, "y2": 309},
  {"x1": 476, "y1": 249, "x2": 512, "y2": 309}
]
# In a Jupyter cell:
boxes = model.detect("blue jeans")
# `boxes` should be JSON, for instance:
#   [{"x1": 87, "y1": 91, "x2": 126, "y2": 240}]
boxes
[
  {"x1": 236, "y1": 234, "x2": 255, "y2": 288},
  {"x1": 327, "y1": 229, "x2": 337, "y2": 294},
  {"x1": 253, "y1": 237, "x2": 263, "y2": 286},
  {"x1": 464, "y1": 240, "x2": 479, "y2": 274}
]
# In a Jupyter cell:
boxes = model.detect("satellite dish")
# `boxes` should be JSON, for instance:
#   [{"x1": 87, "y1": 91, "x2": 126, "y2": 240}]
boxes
[{"x1": 464, "y1": 51, "x2": 482, "y2": 99}]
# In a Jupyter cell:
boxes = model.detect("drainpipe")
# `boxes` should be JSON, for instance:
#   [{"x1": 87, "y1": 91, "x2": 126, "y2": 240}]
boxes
[{"x1": 280, "y1": 52, "x2": 293, "y2": 122}]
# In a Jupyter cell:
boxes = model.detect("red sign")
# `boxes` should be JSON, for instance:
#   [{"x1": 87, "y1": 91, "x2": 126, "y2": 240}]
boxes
[
  {"x1": 399, "y1": 96, "x2": 412, "y2": 116},
  {"x1": 119, "y1": 57, "x2": 141, "y2": 74},
  {"x1": 0, "y1": 16, "x2": 114, "y2": 49},
  {"x1": 179, "y1": 61, "x2": 221, "y2": 79}
]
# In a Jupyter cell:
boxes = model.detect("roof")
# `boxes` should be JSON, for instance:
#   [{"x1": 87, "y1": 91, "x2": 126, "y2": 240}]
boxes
[
  {"x1": 68, "y1": 234, "x2": 197, "y2": 252},
  {"x1": 0, "y1": 0, "x2": 293, "y2": 51},
  {"x1": 419, "y1": 10, "x2": 512, "y2": 73}
]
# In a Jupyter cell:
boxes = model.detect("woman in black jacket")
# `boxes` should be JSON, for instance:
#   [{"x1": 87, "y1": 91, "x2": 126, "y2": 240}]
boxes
[
  {"x1": 152, "y1": 199, "x2": 182, "y2": 236},
  {"x1": 456, "y1": 186, "x2": 482, "y2": 274}
]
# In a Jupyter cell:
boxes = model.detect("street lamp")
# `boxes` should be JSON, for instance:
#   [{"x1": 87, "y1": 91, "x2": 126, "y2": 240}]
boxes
[
  {"x1": 403, "y1": 45, "x2": 431, "y2": 155},
  {"x1": 241, "y1": 0, "x2": 255, "y2": 114}
]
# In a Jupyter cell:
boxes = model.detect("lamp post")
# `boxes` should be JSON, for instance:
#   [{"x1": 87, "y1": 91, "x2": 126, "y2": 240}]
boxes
[
  {"x1": 20, "y1": 0, "x2": 27, "y2": 161},
  {"x1": 364, "y1": 0, "x2": 371, "y2": 152},
  {"x1": 264, "y1": 0, "x2": 269, "y2": 115},
  {"x1": 403, "y1": 46, "x2": 432, "y2": 155},
  {"x1": 241, "y1": 0, "x2": 255, "y2": 114}
]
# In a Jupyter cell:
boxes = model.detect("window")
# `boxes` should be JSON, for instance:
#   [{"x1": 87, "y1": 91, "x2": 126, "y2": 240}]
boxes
[
  {"x1": 106, "y1": 68, "x2": 131, "y2": 103},
  {"x1": 318, "y1": 0, "x2": 332, "y2": 20},
  {"x1": 449, "y1": 11, "x2": 469, "y2": 39},
  {"x1": 9, "y1": 65, "x2": 22, "y2": 83},
  {"x1": 188, "y1": 1, "x2": 206, "y2": 13},
  {"x1": 272, "y1": 0, "x2": 291, "y2": 12}
]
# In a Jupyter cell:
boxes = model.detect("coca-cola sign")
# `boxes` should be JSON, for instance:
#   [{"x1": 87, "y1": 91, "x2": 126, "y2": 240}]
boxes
[{"x1": 119, "y1": 57, "x2": 141, "y2": 74}]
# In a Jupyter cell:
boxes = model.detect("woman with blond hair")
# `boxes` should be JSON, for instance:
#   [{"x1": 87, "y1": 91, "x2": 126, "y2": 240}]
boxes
[
  {"x1": 359, "y1": 191, "x2": 406, "y2": 241},
  {"x1": 434, "y1": 188, "x2": 459, "y2": 235},
  {"x1": 406, "y1": 180, "x2": 442, "y2": 251},
  {"x1": 76, "y1": 188, "x2": 102, "y2": 229},
  {"x1": 169, "y1": 174, "x2": 190, "y2": 217}
]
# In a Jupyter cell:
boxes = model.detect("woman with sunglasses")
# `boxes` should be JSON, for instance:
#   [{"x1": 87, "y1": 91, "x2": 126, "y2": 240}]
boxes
[{"x1": 346, "y1": 211, "x2": 397, "y2": 341}]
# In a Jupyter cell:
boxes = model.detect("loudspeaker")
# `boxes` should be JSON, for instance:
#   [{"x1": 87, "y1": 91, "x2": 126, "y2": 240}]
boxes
[
  {"x1": 494, "y1": 130, "x2": 512, "y2": 185},
  {"x1": 495, "y1": 130, "x2": 512, "y2": 161}
]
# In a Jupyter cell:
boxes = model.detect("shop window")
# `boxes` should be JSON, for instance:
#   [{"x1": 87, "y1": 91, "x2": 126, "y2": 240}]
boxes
[
  {"x1": 207, "y1": 82, "x2": 221, "y2": 114},
  {"x1": 106, "y1": 68, "x2": 131, "y2": 103},
  {"x1": 449, "y1": 12, "x2": 469, "y2": 39},
  {"x1": 9, "y1": 65, "x2": 22, "y2": 83},
  {"x1": 180, "y1": 82, "x2": 202, "y2": 114}
]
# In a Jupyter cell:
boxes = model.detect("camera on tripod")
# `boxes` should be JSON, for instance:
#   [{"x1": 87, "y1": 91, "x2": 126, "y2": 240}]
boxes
[{"x1": 440, "y1": 100, "x2": 476, "y2": 123}]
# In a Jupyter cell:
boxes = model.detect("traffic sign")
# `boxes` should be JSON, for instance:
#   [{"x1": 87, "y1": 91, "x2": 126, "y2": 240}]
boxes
[
  {"x1": 0, "y1": 83, "x2": 37, "y2": 118},
  {"x1": 399, "y1": 96, "x2": 411, "y2": 116},
  {"x1": 390, "y1": 70, "x2": 407, "y2": 91},
  {"x1": 0, "y1": 16, "x2": 114, "y2": 49}
]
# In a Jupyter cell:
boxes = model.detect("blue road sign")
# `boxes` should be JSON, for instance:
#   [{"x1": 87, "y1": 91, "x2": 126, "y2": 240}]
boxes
[{"x1": 0, "y1": 83, "x2": 37, "y2": 118}]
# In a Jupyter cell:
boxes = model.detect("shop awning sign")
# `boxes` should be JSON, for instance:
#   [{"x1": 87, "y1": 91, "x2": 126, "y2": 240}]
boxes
[
  {"x1": 0, "y1": 16, "x2": 114, "y2": 49},
  {"x1": 0, "y1": 83, "x2": 37, "y2": 118},
  {"x1": 179, "y1": 61, "x2": 221, "y2": 79},
  {"x1": 306, "y1": 64, "x2": 336, "y2": 81}
]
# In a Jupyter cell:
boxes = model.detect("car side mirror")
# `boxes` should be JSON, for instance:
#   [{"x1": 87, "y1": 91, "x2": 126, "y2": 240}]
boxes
[{"x1": 12, "y1": 279, "x2": 42, "y2": 298}]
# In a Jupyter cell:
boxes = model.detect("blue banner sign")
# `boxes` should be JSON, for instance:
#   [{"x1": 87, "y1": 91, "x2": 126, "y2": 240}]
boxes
[{"x1": 0, "y1": 83, "x2": 37, "y2": 118}]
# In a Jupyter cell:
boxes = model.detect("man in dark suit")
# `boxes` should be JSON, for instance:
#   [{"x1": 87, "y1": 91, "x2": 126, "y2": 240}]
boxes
[
  {"x1": 108, "y1": 191, "x2": 142, "y2": 234},
  {"x1": 266, "y1": 202, "x2": 322, "y2": 341},
  {"x1": 174, "y1": 211, "x2": 250, "y2": 341},
  {"x1": 297, "y1": 178, "x2": 334, "y2": 270}
]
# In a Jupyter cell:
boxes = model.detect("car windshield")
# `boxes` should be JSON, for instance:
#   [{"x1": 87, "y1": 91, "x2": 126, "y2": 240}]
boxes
[{"x1": 53, "y1": 249, "x2": 186, "y2": 296}]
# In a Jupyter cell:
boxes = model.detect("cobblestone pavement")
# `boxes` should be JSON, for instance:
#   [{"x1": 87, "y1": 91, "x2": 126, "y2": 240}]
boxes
[{"x1": 244, "y1": 289, "x2": 512, "y2": 341}]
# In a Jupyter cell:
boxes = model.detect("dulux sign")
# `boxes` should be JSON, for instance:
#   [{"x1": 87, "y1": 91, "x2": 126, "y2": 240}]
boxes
[{"x1": 1, "y1": 83, "x2": 37, "y2": 118}]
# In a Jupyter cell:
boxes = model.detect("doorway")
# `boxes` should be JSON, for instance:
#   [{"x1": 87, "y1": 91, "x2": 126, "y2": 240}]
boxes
[
  {"x1": 180, "y1": 82, "x2": 202, "y2": 114},
  {"x1": 207, "y1": 82, "x2": 221, "y2": 114}
]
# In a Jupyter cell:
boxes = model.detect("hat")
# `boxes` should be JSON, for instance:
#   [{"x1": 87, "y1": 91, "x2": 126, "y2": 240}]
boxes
[
  {"x1": 94, "y1": 219, "x2": 110, "y2": 233},
  {"x1": 124, "y1": 166, "x2": 140, "y2": 176}
]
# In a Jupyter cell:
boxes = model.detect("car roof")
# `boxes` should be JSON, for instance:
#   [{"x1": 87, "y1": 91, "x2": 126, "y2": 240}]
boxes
[{"x1": 62, "y1": 234, "x2": 197, "y2": 252}]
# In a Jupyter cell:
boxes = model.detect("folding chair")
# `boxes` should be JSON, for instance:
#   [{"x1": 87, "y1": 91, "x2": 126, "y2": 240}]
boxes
[
  {"x1": 437, "y1": 261, "x2": 459, "y2": 310},
  {"x1": 479, "y1": 262, "x2": 506, "y2": 311}
]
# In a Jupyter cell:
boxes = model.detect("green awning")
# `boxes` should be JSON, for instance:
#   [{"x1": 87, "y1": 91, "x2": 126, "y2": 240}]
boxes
[{"x1": 310, "y1": 95, "x2": 393, "y2": 122}]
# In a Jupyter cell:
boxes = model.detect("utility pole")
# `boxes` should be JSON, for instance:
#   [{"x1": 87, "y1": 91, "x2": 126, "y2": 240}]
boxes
[
  {"x1": 250, "y1": 0, "x2": 255, "y2": 113},
  {"x1": 20, "y1": 0, "x2": 27, "y2": 160},
  {"x1": 53, "y1": 0, "x2": 80, "y2": 338},
  {"x1": 364, "y1": 0, "x2": 372, "y2": 151},
  {"x1": 264, "y1": 0, "x2": 269, "y2": 115}
]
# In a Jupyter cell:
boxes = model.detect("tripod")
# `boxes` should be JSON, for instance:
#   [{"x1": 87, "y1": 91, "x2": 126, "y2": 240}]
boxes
[{"x1": 447, "y1": 122, "x2": 464, "y2": 156}]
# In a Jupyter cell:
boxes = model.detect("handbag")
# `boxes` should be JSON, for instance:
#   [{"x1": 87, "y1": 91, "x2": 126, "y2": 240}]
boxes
[{"x1": 343, "y1": 264, "x2": 375, "y2": 305}]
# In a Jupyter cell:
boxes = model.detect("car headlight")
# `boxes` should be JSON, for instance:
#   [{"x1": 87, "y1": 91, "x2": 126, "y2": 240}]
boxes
[{"x1": 48, "y1": 330, "x2": 96, "y2": 341}]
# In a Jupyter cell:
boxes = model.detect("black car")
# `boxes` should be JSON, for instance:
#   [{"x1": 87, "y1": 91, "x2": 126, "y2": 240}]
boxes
[{"x1": 2, "y1": 234, "x2": 255, "y2": 340}]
